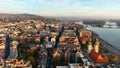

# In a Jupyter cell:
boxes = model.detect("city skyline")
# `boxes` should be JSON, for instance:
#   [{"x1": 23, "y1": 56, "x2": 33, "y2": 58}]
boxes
[
  {"x1": 0, "y1": 1, "x2": 120, "y2": 67},
  {"x1": 1, "y1": 0, "x2": 120, "y2": 19}
]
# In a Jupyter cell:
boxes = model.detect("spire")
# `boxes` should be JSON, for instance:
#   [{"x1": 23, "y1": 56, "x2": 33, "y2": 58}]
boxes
[
  {"x1": 94, "y1": 38, "x2": 99, "y2": 45},
  {"x1": 88, "y1": 38, "x2": 92, "y2": 45},
  {"x1": 87, "y1": 38, "x2": 93, "y2": 54}
]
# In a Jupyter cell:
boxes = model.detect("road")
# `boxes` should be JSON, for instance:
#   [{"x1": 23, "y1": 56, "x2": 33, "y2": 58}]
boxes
[{"x1": 99, "y1": 37, "x2": 120, "y2": 59}]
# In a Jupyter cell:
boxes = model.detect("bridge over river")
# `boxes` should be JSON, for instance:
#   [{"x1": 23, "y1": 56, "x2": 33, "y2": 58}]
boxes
[{"x1": 75, "y1": 21, "x2": 120, "y2": 28}]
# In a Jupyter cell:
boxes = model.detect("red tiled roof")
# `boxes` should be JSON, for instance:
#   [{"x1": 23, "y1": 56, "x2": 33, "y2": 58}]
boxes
[{"x1": 89, "y1": 49, "x2": 107, "y2": 64}]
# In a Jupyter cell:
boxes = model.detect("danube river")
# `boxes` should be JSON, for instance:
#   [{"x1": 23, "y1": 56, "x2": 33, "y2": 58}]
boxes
[{"x1": 87, "y1": 27, "x2": 120, "y2": 49}]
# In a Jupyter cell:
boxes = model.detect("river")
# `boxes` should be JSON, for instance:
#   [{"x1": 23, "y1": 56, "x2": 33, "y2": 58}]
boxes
[{"x1": 87, "y1": 27, "x2": 120, "y2": 49}]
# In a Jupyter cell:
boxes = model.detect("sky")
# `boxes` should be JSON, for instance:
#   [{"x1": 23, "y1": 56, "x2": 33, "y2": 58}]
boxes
[{"x1": 0, "y1": 0, "x2": 120, "y2": 19}]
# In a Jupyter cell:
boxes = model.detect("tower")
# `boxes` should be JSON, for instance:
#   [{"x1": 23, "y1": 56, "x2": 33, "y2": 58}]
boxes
[
  {"x1": 94, "y1": 38, "x2": 99, "y2": 53},
  {"x1": 87, "y1": 39, "x2": 93, "y2": 54}
]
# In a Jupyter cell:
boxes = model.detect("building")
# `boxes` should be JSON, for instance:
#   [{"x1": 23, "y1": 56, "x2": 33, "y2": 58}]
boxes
[
  {"x1": 40, "y1": 30, "x2": 50, "y2": 36},
  {"x1": 45, "y1": 42, "x2": 54, "y2": 49},
  {"x1": 87, "y1": 40, "x2": 93, "y2": 54},
  {"x1": 56, "y1": 66, "x2": 69, "y2": 68},
  {"x1": 80, "y1": 29, "x2": 92, "y2": 38},
  {"x1": 0, "y1": 58, "x2": 32, "y2": 68},
  {"x1": 59, "y1": 30, "x2": 79, "y2": 45},
  {"x1": 51, "y1": 36, "x2": 56, "y2": 43},
  {"x1": 94, "y1": 38, "x2": 100, "y2": 53},
  {"x1": 0, "y1": 33, "x2": 10, "y2": 59},
  {"x1": 87, "y1": 38, "x2": 100, "y2": 54},
  {"x1": 89, "y1": 49, "x2": 107, "y2": 64},
  {"x1": 53, "y1": 51, "x2": 61, "y2": 66},
  {"x1": 7, "y1": 41, "x2": 19, "y2": 59},
  {"x1": 80, "y1": 29, "x2": 92, "y2": 48},
  {"x1": 103, "y1": 21, "x2": 117, "y2": 28}
]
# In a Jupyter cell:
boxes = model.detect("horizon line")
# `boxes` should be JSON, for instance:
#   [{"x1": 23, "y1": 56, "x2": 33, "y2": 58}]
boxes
[{"x1": 0, "y1": 12, "x2": 120, "y2": 20}]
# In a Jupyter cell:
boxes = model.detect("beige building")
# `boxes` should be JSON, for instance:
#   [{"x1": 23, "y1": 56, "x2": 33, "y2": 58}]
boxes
[
  {"x1": 80, "y1": 29, "x2": 92, "y2": 38},
  {"x1": 59, "y1": 30, "x2": 79, "y2": 45}
]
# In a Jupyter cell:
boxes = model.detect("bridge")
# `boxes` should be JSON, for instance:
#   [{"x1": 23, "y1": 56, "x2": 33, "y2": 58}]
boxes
[
  {"x1": 76, "y1": 21, "x2": 120, "y2": 28},
  {"x1": 103, "y1": 22, "x2": 119, "y2": 28}
]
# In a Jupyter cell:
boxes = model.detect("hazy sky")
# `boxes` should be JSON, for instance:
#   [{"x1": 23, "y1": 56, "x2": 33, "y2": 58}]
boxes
[{"x1": 0, "y1": 0, "x2": 120, "y2": 18}]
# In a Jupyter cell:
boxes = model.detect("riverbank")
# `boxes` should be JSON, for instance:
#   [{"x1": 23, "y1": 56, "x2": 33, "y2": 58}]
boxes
[
  {"x1": 92, "y1": 31, "x2": 120, "y2": 60},
  {"x1": 87, "y1": 27, "x2": 120, "y2": 49}
]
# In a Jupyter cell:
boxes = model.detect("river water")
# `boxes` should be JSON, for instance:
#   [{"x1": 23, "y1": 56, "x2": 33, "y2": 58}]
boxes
[{"x1": 87, "y1": 27, "x2": 120, "y2": 49}]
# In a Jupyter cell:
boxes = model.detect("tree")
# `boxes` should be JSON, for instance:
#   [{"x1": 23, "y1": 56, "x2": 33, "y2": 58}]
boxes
[
  {"x1": 105, "y1": 48, "x2": 110, "y2": 53},
  {"x1": 111, "y1": 55, "x2": 119, "y2": 63},
  {"x1": 27, "y1": 56, "x2": 36, "y2": 66},
  {"x1": 102, "y1": 55, "x2": 109, "y2": 62}
]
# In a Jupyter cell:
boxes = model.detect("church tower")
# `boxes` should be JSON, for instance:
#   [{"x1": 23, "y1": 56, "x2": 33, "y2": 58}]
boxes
[
  {"x1": 87, "y1": 39, "x2": 93, "y2": 54},
  {"x1": 94, "y1": 38, "x2": 100, "y2": 53}
]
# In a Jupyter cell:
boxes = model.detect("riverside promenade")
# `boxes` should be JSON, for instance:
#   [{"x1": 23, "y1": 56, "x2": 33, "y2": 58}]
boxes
[{"x1": 92, "y1": 31, "x2": 120, "y2": 59}]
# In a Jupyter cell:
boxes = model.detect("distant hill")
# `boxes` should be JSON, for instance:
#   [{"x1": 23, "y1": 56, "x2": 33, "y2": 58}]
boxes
[
  {"x1": 44, "y1": 16, "x2": 81, "y2": 21},
  {"x1": 0, "y1": 13, "x2": 61, "y2": 23}
]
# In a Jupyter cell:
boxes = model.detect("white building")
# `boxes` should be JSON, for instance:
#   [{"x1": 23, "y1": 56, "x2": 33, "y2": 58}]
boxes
[{"x1": 103, "y1": 21, "x2": 117, "y2": 28}]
